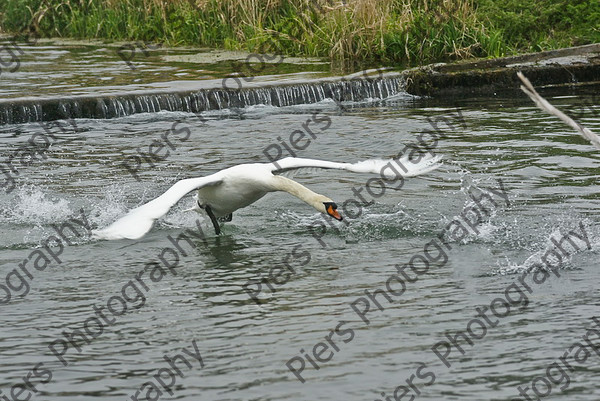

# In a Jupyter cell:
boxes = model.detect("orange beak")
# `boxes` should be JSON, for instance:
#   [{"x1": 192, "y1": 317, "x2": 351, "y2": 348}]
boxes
[{"x1": 327, "y1": 204, "x2": 343, "y2": 221}]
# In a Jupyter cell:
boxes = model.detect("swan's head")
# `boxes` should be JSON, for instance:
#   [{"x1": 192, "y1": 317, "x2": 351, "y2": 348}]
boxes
[{"x1": 320, "y1": 200, "x2": 343, "y2": 221}]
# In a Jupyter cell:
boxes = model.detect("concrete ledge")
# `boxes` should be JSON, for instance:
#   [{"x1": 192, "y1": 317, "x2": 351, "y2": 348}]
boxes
[{"x1": 402, "y1": 44, "x2": 600, "y2": 96}]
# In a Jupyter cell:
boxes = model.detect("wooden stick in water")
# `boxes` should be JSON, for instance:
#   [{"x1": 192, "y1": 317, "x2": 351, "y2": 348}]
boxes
[{"x1": 517, "y1": 71, "x2": 600, "y2": 150}]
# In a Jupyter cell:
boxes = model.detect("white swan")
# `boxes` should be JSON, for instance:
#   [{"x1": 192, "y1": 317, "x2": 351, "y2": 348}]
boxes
[{"x1": 92, "y1": 155, "x2": 441, "y2": 240}]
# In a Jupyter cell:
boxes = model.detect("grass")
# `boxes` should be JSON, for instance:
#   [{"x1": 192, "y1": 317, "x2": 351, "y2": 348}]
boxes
[{"x1": 0, "y1": 0, "x2": 598, "y2": 67}]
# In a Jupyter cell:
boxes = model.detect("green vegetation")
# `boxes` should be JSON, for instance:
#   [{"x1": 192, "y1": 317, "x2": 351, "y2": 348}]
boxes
[{"x1": 0, "y1": 0, "x2": 598, "y2": 67}]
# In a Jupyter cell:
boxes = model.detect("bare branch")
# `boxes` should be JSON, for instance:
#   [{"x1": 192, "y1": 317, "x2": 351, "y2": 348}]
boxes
[{"x1": 517, "y1": 71, "x2": 600, "y2": 150}]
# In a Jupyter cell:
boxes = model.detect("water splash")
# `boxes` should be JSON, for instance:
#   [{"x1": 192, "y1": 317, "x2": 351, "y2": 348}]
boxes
[
  {"x1": 493, "y1": 220, "x2": 596, "y2": 275},
  {"x1": 1, "y1": 186, "x2": 72, "y2": 225}
]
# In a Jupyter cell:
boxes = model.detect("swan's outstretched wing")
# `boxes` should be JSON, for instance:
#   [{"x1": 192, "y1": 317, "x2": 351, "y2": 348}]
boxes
[
  {"x1": 270, "y1": 154, "x2": 442, "y2": 178},
  {"x1": 518, "y1": 71, "x2": 600, "y2": 149},
  {"x1": 93, "y1": 175, "x2": 223, "y2": 240}
]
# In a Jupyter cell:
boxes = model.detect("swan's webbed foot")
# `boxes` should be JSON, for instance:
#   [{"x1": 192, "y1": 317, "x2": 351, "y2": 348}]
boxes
[
  {"x1": 204, "y1": 205, "x2": 221, "y2": 235},
  {"x1": 218, "y1": 213, "x2": 233, "y2": 222}
]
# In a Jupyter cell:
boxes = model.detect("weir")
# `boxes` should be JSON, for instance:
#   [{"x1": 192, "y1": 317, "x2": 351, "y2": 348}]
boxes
[{"x1": 0, "y1": 73, "x2": 405, "y2": 125}]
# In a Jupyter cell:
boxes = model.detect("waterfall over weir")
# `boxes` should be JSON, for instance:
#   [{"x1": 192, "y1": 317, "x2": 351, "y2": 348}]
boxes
[{"x1": 0, "y1": 74, "x2": 405, "y2": 125}]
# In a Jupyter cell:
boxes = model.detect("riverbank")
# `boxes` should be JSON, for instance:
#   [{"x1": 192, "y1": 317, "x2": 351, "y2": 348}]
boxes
[
  {"x1": 402, "y1": 43, "x2": 600, "y2": 96},
  {"x1": 0, "y1": 0, "x2": 599, "y2": 67},
  {"x1": 1, "y1": 37, "x2": 599, "y2": 125}
]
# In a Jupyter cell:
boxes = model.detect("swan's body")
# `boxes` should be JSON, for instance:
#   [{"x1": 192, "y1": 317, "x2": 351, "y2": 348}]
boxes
[
  {"x1": 197, "y1": 164, "x2": 272, "y2": 216},
  {"x1": 93, "y1": 155, "x2": 441, "y2": 240}
]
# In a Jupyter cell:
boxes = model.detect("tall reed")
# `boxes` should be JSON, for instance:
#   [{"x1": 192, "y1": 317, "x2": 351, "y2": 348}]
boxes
[{"x1": 0, "y1": 0, "x2": 597, "y2": 66}]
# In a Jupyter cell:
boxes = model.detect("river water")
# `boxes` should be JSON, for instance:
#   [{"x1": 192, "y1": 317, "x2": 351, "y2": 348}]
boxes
[{"x1": 1, "y1": 41, "x2": 599, "y2": 401}]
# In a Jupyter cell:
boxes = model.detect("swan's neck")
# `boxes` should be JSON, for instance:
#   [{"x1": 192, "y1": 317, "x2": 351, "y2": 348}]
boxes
[{"x1": 271, "y1": 176, "x2": 324, "y2": 209}]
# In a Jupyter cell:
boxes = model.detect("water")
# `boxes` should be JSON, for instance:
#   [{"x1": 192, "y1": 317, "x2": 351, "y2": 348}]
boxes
[
  {"x1": 1, "y1": 75, "x2": 600, "y2": 401},
  {"x1": 0, "y1": 38, "x2": 330, "y2": 99},
  {"x1": 0, "y1": 74, "x2": 401, "y2": 124},
  {"x1": 1, "y1": 38, "x2": 390, "y2": 124}
]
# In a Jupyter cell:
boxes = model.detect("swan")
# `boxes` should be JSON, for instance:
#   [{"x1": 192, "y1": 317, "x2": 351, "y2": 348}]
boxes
[{"x1": 92, "y1": 155, "x2": 441, "y2": 240}]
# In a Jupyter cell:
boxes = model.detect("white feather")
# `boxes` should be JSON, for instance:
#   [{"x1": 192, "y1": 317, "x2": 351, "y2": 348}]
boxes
[
  {"x1": 93, "y1": 175, "x2": 222, "y2": 240},
  {"x1": 271, "y1": 154, "x2": 442, "y2": 177}
]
